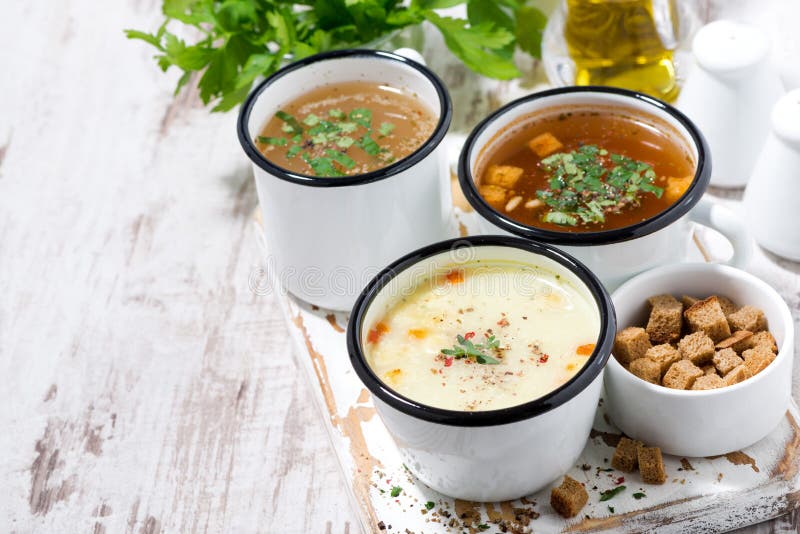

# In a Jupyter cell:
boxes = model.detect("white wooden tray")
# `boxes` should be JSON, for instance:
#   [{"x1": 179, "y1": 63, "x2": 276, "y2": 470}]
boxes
[{"x1": 255, "y1": 192, "x2": 800, "y2": 534}]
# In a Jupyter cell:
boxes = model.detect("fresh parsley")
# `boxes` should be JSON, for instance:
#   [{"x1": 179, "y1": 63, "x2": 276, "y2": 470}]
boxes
[
  {"x1": 425, "y1": 501, "x2": 435, "y2": 510},
  {"x1": 599, "y1": 485, "x2": 626, "y2": 501},
  {"x1": 125, "y1": 1, "x2": 547, "y2": 112},
  {"x1": 632, "y1": 492, "x2": 646, "y2": 500},
  {"x1": 390, "y1": 486, "x2": 402, "y2": 497},
  {"x1": 536, "y1": 145, "x2": 664, "y2": 227},
  {"x1": 441, "y1": 334, "x2": 501, "y2": 364}
]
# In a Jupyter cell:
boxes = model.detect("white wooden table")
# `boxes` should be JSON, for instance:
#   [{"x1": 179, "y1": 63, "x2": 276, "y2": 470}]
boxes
[{"x1": 1, "y1": 1, "x2": 798, "y2": 533}]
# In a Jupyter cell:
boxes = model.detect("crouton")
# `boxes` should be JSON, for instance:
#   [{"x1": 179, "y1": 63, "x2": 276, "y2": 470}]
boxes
[
  {"x1": 638, "y1": 446, "x2": 667, "y2": 484},
  {"x1": 742, "y1": 346, "x2": 776, "y2": 377},
  {"x1": 611, "y1": 437, "x2": 643, "y2": 472},
  {"x1": 663, "y1": 360, "x2": 704, "y2": 390},
  {"x1": 485, "y1": 165, "x2": 523, "y2": 189},
  {"x1": 723, "y1": 365, "x2": 748, "y2": 386},
  {"x1": 715, "y1": 296, "x2": 738, "y2": 316},
  {"x1": 614, "y1": 327, "x2": 652, "y2": 364},
  {"x1": 528, "y1": 132, "x2": 563, "y2": 158},
  {"x1": 691, "y1": 374, "x2": 725, "y2": 390},
  {"x1": 684, "y1": 296, "x2": 731, "y2": 342},
  {"x1": 645, "y1": 344, "x2": 681, "y2": 375},
  {"x1": 478, "y1": 184, "x2": 507, "y2": 206},
  {"x1": 630, "y1": 358, "x2": 661, "y2": 384},
  {"x1": 646, "y1": 294, "x2": 683, "y2": 344},
  {"x1": 727, "y1": 305, "x2": 767, "y2": 333},
  {"x1": 751, "y1": 330, "x2": 778, "y2": 353},
  {"x1": 715, "y1": 330, "x2": 754, "y2": 353},
  {"x1": 713, "y1": 348, "x2": 744, "y2": 376},
  {"x1": 664, "y1": 176, "x2": 693, "y2": 204},
  {"x1": 678, "y1": 331, "x2": 716, "y2": 366},
  {"x1": 550, "y1": 476, "x2": 588, "y2": 518},
  {"x1": 681, "y1": 295, "x2": 699, "y2": 308}
]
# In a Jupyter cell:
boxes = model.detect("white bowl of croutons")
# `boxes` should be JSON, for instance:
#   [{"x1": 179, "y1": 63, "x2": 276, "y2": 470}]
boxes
[{"x1": 604, "y1": 262, "x2": 794, "y2": 457}]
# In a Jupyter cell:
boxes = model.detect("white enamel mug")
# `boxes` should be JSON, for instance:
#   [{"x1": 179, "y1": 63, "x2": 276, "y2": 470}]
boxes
[
  {"x1": 238, "y1": 50, "x2": 453, "y2": 310},
  {"x1": 347, "y1": 236, "x2": 616, "y2": 501},
  {"x1": 458, "y1": 86, "x2": 751, "y2": 291}
]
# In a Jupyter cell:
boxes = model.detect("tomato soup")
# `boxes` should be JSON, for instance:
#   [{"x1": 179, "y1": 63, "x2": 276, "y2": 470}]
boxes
[
  {"x1": 476, "y1": 106, "x2": 696, "y2": 232},
  {"x1": 364, "y1": 262, "x2": 600, "y2": 411}
]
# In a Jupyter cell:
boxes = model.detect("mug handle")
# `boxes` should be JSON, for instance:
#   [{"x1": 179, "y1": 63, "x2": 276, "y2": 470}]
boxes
[{"x1": 687, "y1": 197, "x2": 752, "y2": 269}]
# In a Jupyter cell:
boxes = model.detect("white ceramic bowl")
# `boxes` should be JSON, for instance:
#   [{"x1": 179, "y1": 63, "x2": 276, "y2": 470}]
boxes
[
  {"x1": 347, "y1": 236, "x2": 616, "y2": 501},
  {"x1": 605, "y1": 263, "x2": 794, "y2": 457}
]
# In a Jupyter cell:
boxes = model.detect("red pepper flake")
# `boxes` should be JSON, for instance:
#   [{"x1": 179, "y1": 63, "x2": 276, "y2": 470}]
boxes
[
  {"x1": 367, "y1": 322, "x2": 390, "y2": 344},
  {"x1": 464, "y1": 331, "x2": 476, "y2": 340},
  {"x1": 615, "y1": 476, "x2": 625, "y2": 485},
  {"x1": 444, "y1": 357, "x2": 453, "y2": 367},
  {"x1": 497, "y1": 318, "x2": 509, "y2": 327},
  {"x1": 538, "y1": 354, "x2": 549, "y2": 364}
]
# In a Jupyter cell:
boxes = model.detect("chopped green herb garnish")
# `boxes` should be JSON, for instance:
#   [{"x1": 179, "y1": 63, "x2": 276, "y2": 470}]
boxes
[
  {"x1": 632, "y1": 492, "x2": 646, "y2": 500},
  {"x1": 390, "y1": 486, "x2": 402, "y2": 497},
  {"x1": 425, "y1": 501, "x2": 435, "y2": 510},
  {"x1": 275, "y1": 110, "x2": 303, "y2": 135},
  {"x1": 441, "y1": 334, "x2": 501, "y2": 365},
  {"x1": 257, "y1": 136, "x2": 287, "y2": 146},
  {"x1": 477, "y1": 525, "x2": 490, "y2": 531},
  {"x1": 358, "y1": 134, "x2": 382, "y2": 156},
  {"x1": 325, "y1": 149, "x2": 356, "y2": 170},
  {"x1": 536, "y1": 145, "x2": 664, "y2": 227},
  {"x1": 336, "y1": 136, "x2": 355, "y2": 149},
  {"x1": 608, "y1": 506, "x2": 615, "y2": 514},
  {"x1": 599, "y1": 485, "x2": 626, "y2": 501},
  {"x1": 328, "y1": 109, "x2": 345, "y2": 119},
  {"x1": 349, "y1": 108, "x2": 372, "y2": 128},
  {"x1": 302, "y1": 113, "x2": 320, "y2": 126},
  {"x1": 286, "y1": 145, "x2": 302, "y2": 158},
  {"x1": 302, "y1": 153, "x2": 341, "y2": 177},
  {"x1": 339, "y1": 122, "x2": 358, "y2": 133},
  {"x1": 379, "y1": 122, "x2": 395, "y2": 136}
]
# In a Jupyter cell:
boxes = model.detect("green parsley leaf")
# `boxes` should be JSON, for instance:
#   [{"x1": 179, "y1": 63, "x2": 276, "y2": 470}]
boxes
[
  {"x1": 378, "y1": 122, "x2": 395, "y2": 136},
  {"x1": 543, "y1": 211, "x2": 578, "y2": 226},
  {"x1": 425, "y1": 501, "x2": 435, "y2": 510},
  {"x1": 441, "y1": 334, "x2": 501, "y2": 365},
  {"x1": 390, "y1": 486, "x2": 402, "y2": 497},
  {"x1": 477, "y1": 525, "x2": 490, "y2": 531},
  {"x1": 357, "y1": 134, "x2": 382, "y2": 156},
  {"x1": 325, "y1": 149, "x2": 356, "y2": 170},
  {"x1": 632, "y1": 492, "x2": 646, "y2": 500},
  {"x1": 328, "y1": 108, "x2": 345, "y2": 119},
  {"x1": 599, "y1": 485, "x2": 626, "y2": 501},
  {"x1": 303, "y1": 113, "x2": 320, "y2": 126},
  {"x1": 302, "y1": 153, "x2": 341, "y2": 177},
  {"x1": 275, "y1": 111, "x2": 303, "y2": 135},
  {"x1": 286, "y1": 145, "x2": 302, "y2": 158},
  {"x1": 349, "y1": 108, "x2": 372, "y2": 128},
  {"x1": 608, "y1": 506, "x2": 615, "y2": 514},
  {"x1": 339, "y1": 122, "x2": 358, "y2": 134},
  {"x1": 336, "y1": 136, "x2": 355, "y2": 149},
  {"x1": 257, "y1": 136, "x2": 287, "y2": 146}
]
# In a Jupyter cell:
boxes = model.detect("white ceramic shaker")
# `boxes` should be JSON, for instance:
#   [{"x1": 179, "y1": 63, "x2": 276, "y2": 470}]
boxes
[
  {"x1": 742, "y1": 89, "x2": 800, "y2": 261},
  {"x1": 677, "y1": 20, "x2": 784, "y2": 188}
]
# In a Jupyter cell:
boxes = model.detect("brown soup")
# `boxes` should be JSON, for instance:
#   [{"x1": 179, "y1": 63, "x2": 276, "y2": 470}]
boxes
[
  {"x1": 476, "y1": 107, "x2": 696, "y2": 232},
  {"x1": 256, "y1": 81, "x2": 436, "y2": 177}
]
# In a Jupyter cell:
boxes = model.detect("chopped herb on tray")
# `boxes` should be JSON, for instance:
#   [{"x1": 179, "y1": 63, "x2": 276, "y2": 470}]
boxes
[
  {"x1": 633, "y1": 492, "x2": 647, "y2": 500},
  {"x1": 390, "y1": 485, "x2": 402, "y2": 498},
  {"x1": 536, "y1": 145, "x2": 664, "y2": 227},
  {"x1": 599, "y1": 485, "x2": 626, "y2": 501}
]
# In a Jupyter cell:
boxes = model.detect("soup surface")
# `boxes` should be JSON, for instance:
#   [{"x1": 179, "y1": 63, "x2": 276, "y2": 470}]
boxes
[
  {"x1": 364, "y1": 262, "x2": 600, "y2": 411},
  {"x1": 256, "y1": 81, "x2": 436, "y2": 177},
  {"x1": 476, "y1": 107, "x2": 696, "y2": 232}
]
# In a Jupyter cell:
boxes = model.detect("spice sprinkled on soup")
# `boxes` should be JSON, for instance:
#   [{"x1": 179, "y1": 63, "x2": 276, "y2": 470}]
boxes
[
  {"x1": 256, "y1": 81, "x2": 436, "y2": 177},
  {"x1": 364, "y1": 262, "x2": 600, "y2": 411},
  {"x1": 477, "y1": 107, "x2": 696, "y2": 231}
]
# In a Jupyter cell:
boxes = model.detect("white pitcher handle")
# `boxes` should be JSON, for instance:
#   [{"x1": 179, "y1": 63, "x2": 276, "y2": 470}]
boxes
[{"x1": 687, "y1": 197, "x2": 752, "y2": 269}]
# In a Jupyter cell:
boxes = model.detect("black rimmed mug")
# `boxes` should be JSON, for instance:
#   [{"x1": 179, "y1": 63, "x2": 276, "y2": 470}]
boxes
[{"x1": 238, "y1": 49, "x2": 453, "y2": 310}]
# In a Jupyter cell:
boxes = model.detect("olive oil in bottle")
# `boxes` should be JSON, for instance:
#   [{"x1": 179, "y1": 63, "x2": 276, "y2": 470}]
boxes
[{"x1": 564, "y1": 0, "x2": 680, "y2": 102}]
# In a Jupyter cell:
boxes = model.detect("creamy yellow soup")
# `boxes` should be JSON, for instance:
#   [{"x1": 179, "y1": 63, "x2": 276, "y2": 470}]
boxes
[{"x1": 364, "y1": 262, "x2": 600, "y2": 411}]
